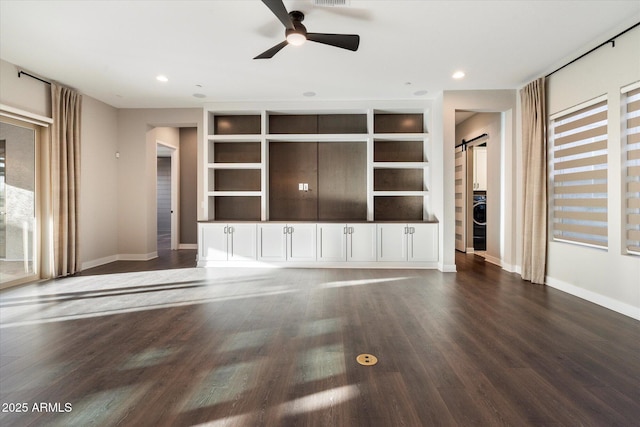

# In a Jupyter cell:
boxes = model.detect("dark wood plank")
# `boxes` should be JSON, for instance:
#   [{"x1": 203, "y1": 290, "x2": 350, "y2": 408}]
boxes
[
  {"x1": 269, "y1": 141, "x2": 318, "y2": 220},
  {"x1": 374, "y1": 196, "x2": 423, "y2": 220},
  {"x1": 374, "y1": 168, "x2": 424, "y2": 191},
  {"x1": 374, "y1": 113, "x2": 424, "y2": 133},
  {"x1": 374, "y1": 140, "x2": 424, "y2": 162},
  {"x1": 213, "y1": 142, "x2": 261, "y2": 163},
  {"x1": 1, "y1": 252, "x2": 639, "y2": 426},
  {"x1": 215, "y1": 196, "x2": 261, "y2": 220},
  {"x1": 214, "y1": 115, "x2": 261, "y2": 135},
  {"x1": 214, "y1": 169, "x2": 260, "y2": 191},
  {"x1": 318, "y1": 141, "x2": 367, "y2": 220}
]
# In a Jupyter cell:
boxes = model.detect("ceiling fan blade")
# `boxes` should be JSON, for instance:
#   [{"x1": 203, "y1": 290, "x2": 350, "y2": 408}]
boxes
[
  {"x1": 261, "y1": 0, "x2": 294, "y2": 30},
  {"x1": 306, "y1": 33, "x2": 360, "y2": 51},
  {"x1": 254, "y1": 40, "x2": 289, "y2": 59}
]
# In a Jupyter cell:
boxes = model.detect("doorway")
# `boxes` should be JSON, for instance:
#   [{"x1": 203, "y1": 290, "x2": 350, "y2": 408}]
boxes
[
  {"x1": 156, "y1": 142, "x2": 178, "y2": 250},
  {"x1": 454, "y1": 111, "x2": 501, "y2": 264}
]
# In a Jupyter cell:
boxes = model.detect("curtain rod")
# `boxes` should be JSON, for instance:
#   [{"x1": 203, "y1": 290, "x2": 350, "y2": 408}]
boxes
[
  {"x1": 18, "y1": 70, "x2": 51, "y2": 85},
  {"x1": 546, "y1": 21, "x2": 640, "y2": 78}
]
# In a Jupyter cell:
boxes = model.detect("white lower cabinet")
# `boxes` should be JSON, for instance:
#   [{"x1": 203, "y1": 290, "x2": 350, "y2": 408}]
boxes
[
  {"x1": 377, "y1": 223, "x2": 438, "y2": 262},
  {"x1": 199, "y1": 221, "x2": 438, "y2": 267},
  {"x1": 258, "y1": 223, "x2": 316, "y2": 262},
  {"x1": 198, "y1": 223, "x2": 257, "y2": 262},
  {"x1": 317, "y1": 223, "x2": 377, "y2": 262}
]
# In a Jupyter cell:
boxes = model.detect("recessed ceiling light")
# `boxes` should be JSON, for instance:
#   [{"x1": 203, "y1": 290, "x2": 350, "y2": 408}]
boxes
[
  {"x1": 413, "y1": 90, "x2": 428, "y2": 96},
  {"x1": 193, "y1": 93, "x2": 206, "y2": 99},
  {"x1": 303, "y1": 91, "x2": 316, "y2": 97},
  {"x1": 452, "y1": 71, "x2": 465, "y2": 79},
  {"x1": 156, "y1": 75, "x2": 168, "y2": 82}
]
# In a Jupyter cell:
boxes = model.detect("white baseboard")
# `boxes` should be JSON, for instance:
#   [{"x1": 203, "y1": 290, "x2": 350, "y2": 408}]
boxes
[
  {"x1": 81, "y1": 252, "x2": 158, "y2": 270},
  {"x1": 484, "y1": 254, "x2": 501, "y2": 267},
  {"x1": 440, "y1": 263, "x2": 457, "y2": 272},
  {"x1": 81, "y1": 255, "x2": 118, "y2": 270},
  {"x1": 118, "y1": 252, "x2": 158, "y2": 261},
  {"x1": 546, "y1": 276, "x2": 640, "y2": 321},
  {"x1": 178, "y1": 243, "x2": 197, "y2": 249}
]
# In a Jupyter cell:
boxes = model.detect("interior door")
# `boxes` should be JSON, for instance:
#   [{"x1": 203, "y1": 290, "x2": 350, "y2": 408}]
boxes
[{"x1": 455, "y1": 145, "x2": 466, "y2": 252}]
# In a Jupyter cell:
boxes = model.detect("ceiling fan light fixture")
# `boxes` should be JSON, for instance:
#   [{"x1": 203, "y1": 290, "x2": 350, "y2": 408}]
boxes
[{"x1": 286, "y1": 31, "x2": 306, "y2": 46}]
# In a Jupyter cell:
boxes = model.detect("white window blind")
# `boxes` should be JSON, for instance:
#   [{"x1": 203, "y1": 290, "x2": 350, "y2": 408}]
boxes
[
  {"x1": 624, "y1": 85, "x2": 640, "y2": 254},
  {"x1": 549, "y1": 97, "x2": 608, "y2": 248}
]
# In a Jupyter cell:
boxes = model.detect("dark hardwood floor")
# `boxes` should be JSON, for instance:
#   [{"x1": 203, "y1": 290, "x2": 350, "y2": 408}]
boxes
[{"x1": 1, "y1": 251, "x2": 638, "y2": 426}]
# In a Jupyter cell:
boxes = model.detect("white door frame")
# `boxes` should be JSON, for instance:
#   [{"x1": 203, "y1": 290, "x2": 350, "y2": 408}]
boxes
[{"x1": 156, "y1": 141, "x2": 179, "y2": 250}]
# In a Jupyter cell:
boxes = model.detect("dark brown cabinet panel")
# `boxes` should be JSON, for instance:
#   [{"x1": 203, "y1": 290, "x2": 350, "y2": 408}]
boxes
[
  {"x1": 374, "y1": 113, "x2": 423, "y2": 133},
  {"x1": 269, "y1": 115, "x2": 318, "y2": 134},
  {"x1": 269, "y1": 114, "x2": 367, "y2": 134},
  {"x1": 214, "y1": 115, "x2": 261, "y2": 135},
  {"x1": 215, "y1": 196, "x2": 261, "y2": 220},
  {"x1": 374, "y1": 140, "x2": 423, "y2": 162},
  {"x1": 318, "y1": 114, "x2": 367, "y2": 134},
  {"x1": 214, "y1": 169, "x2": 261, "y2": 191},
  {"x1": 213, "y1": 142, "x2": 261, "y2": 163},
  {"x1": 374, "y1": 169, "x2": 424, "y2": 191},
  {"x1": 318, "y1": 142, "x2": 367, "y2": 220},
  {"x1": 269, "y1": 142, "x2": 318, "y2": 220},
  {"x1": 374, "y1": 196, "x2": 423, "y2": 221}
]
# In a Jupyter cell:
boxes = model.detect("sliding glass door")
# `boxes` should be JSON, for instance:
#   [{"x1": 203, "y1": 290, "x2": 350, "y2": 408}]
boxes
[{"x1": 0, "y1": 120, "x2": 38, "y2": 287}]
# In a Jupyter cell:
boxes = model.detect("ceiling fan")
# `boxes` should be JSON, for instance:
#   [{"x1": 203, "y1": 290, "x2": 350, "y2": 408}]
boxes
[{"x1": 254, "y1": 0, "x2": 361, "y2": 59}]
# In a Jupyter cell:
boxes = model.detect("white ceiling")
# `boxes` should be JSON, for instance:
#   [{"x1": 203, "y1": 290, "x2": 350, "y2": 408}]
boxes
[{"x1": 1, "y1": 1, "x2": 638, "y2": 109}]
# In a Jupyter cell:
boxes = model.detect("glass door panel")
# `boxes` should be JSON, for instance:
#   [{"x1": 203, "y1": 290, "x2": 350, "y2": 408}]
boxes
[{"x1": 0, "y1": 121, "x2": 37, "y2": 287}]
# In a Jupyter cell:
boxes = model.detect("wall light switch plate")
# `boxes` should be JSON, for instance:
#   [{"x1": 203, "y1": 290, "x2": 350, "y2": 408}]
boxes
[
  {"x1": 303, "y1": 183, "x2": 309, "y2": 191},
  {"x1": 299, "y1": 183, "x2": 304, "y2": 191}
]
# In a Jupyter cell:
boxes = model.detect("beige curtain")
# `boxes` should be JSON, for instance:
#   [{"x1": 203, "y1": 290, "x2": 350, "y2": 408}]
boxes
[
  {"x1": 520, "y1": 78, "x2": 547, "y2": 284},
  {"x1": 50, "y1": 83, "x2": 82, "y2": 277}
]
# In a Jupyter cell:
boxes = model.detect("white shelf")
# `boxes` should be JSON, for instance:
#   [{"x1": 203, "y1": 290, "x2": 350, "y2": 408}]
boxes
[
  {"x1": 208, "y1": 135, "x2": 262, "y2": 141},
  {"x1": 208, "y1": 191, "x2": 262, "y2": 197},
  {"x1": 373, "y1": 191, "x2": 429, "y2": 197},
  {"x1": 266, "y1": 134, "x2": 368, "y2": 142},
  {"x1": 372, "y1": 133, "x2": 427, "y2": 140},
  {"x1": 208, "y1": 163, "x2": 262, "y2": 169},
  {"x1": 373, "y1": 162, "x2": 428, "y2": 169}
]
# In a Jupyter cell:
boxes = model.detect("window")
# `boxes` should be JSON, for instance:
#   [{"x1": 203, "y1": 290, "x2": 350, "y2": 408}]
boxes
[
  {"x1": 623, "y1": 83, "x2": 640, "y2": 255},
  {"x1": 549, "y1": 96, "x2": 608, "y2": 248}
]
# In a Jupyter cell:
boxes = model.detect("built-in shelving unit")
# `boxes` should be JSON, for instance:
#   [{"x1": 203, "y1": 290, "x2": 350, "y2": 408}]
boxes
[{"x1": 204, "y1": 108, "x2": 431, "y2": 222}]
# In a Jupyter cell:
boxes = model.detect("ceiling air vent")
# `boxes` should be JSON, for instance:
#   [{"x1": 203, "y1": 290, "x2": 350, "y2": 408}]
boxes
[{"x1": 311, "y1": 0, "x2": 351, "y2": 6}]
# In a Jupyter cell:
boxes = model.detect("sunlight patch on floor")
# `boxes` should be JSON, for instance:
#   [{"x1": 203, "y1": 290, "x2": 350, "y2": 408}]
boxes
[
  {"x1": 318, "y1": 276, "x2": 410, "y2": 288},
  {"x1": 296, "y1": 344, "x2": 346, "y2": 383},
  {"x1": 119, "y1": 347, "x2": 177, "y2": 370},
  {"x1": 50, "y1": 383, "x2": 151, "y2": 427},
  {"x1": 219, "y1": 328, "x2": 273, "y2": 353},
  {"x1": 278, "y1": 384, "x2": 360, "y2": 416},
  {"x1": 180, "y1": 361, "x2": 261, "y2": 411}
]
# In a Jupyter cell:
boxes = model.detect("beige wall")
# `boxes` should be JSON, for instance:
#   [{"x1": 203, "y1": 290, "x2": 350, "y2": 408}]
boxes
[
  {"x1": 80, "y1": 97, "x2": 119, "y2": 268},
  {"x1": 0, "y1": 59, "x2": 50, "y2": 117},
  {"x1": 545, "y1": 25, "x2": 640, "y2": 318},
  {"x1": 179, "y1": 127, "x2": 198, "y2": 245}
]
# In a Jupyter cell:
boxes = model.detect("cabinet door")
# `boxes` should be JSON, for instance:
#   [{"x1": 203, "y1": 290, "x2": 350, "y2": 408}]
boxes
[
  {"x1": 199, "y1": 223, "x2": 228, "y2": 261},
  {"x1": 258, "y1": 224, "x2": 287, "y2": 261},
  {"x1": 377, "y1": 223, "x2": 407, "y2": 261},
  {"x1": 317, "y1": 223, "x2": 347, "y2": 262},
  {"x1": 348, "y1": 224, "x2": 377, "y2": 262},
  {"x1": 288, "y1": 224, "x2": 317, "y2": 261},
  {"x1": 227, "y1": 223, "x2": 257, "y2": 261},
  {"x1": 408, "y1": 223, "x2": 438, "y2": 262},
  {"x1": 474, "y1": 146, "x2": 487, "y2": 191}
]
